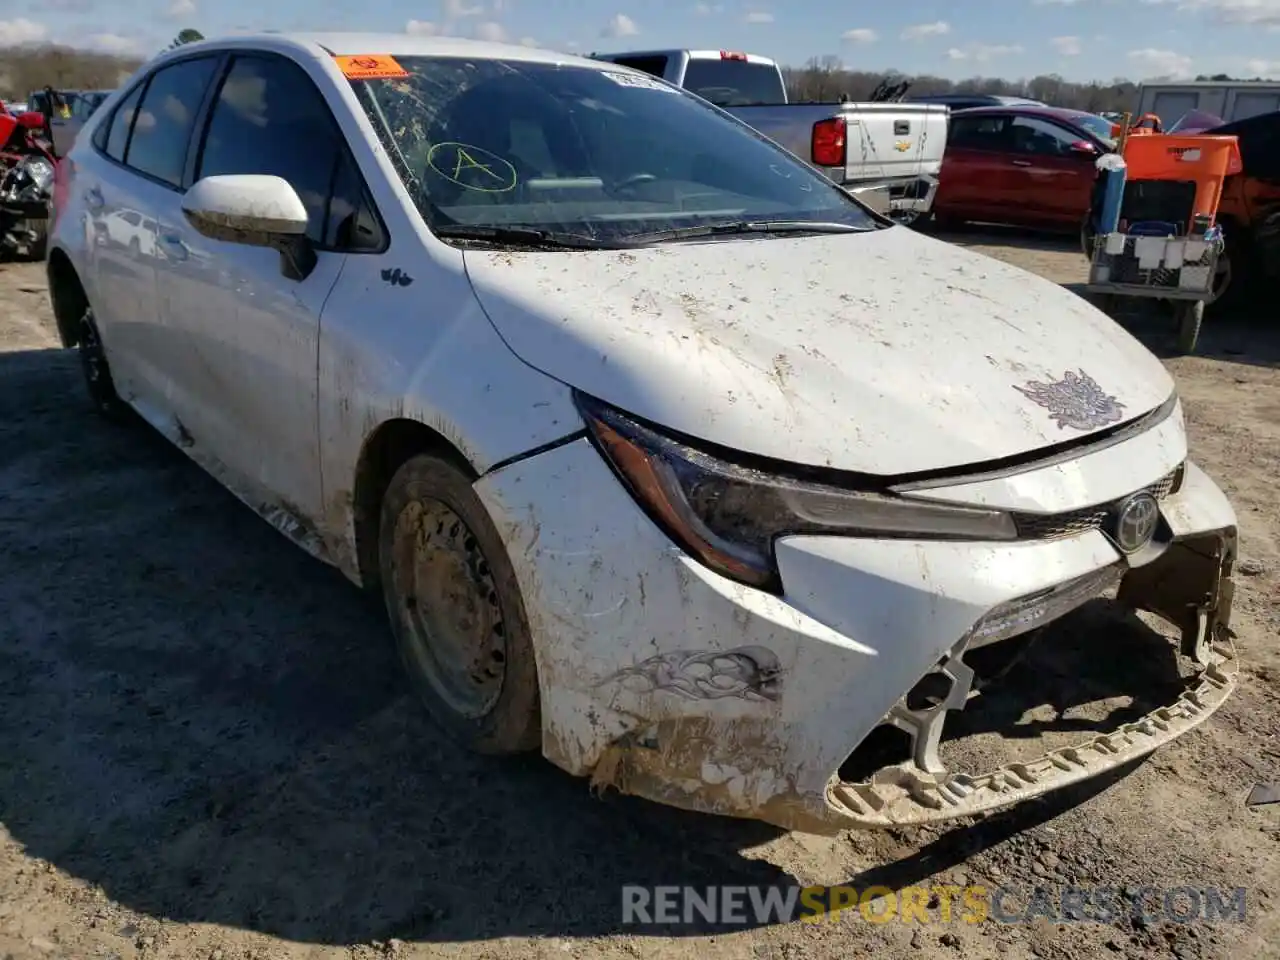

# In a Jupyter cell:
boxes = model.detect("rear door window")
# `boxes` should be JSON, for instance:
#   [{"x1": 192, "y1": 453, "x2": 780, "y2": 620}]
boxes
[
  {"x1": 948, "y1": 115, "x2": 1009, "y2": 151},
  {"x1": 125, "y1": 56, "x2": 219, "y2": 187},
  {"x1": 102, "y1": 83, "x2": 144, "y2": 161}
]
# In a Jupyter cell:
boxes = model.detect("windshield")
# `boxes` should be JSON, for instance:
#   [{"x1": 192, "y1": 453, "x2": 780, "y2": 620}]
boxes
[
  {"x1": 1070, "y1": 112, "x2": 1118, "y2": 145},
  {"x1": 350, "y1": 56, "x2": 878, "y2": 245},
  {"x1": 1168, "y1": 109, "x2": 1225, "y2": 134},
  {"x1": 680, "y1": 58, "x2": 786, "y2": 107}
]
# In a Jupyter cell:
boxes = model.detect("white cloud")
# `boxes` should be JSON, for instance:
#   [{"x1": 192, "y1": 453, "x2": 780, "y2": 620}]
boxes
[
  {"x1": 85, "y1": 32, "x2": 143, "y2": 54},
  {"x1": 1033, "y1": 0, "x2": 1085, "y2": 4},
  {"x1": 0, "y1": 18, "x2": 47, "y2": 44},
  {"x1": 1126, "y1": 47, "x2": 1194, "y2": 77},
  {"x1": 1245, "y1": 57, "x2": 1280, "y2": 75},
  {"x1": 601, "y1": 13, "x2": 638, "y2": 36},
  {"x1": 405, "y1": 19, "x2": 438, "y2": 34},
  {"x1": 901, "y1": 20, "x2": 949, "y2": 40},
  {"x1": 947, "y1": 43, "x2": 1024, "y2": 61},
  {"x1": 474, "y1": 20, "x2": 506, "y2": 41},
  {"x1": 444, "y1": 0, "x2": 484, "y2": 17},
  {"x1": 841, "y1": 27, "x2": 878, "y2": 42},
  {"x1": 693, "y1": 2, "x2": 724, "y2": 11},
  {"x1": 519, "y1": 36, "x2": 538, "y2": 47},
  {"x1": 1051, "y1": 35, "x2": 1082, "y2": 55},
  {"x1": 744, "y1": 11, "x2": 773, "y2": 22},
  {"x1": 1141, "y1": 0, "x2": 1280, "y2": 27},
  {"x1": 165, "y1": 0, "x2": 195, "y2": 18}
]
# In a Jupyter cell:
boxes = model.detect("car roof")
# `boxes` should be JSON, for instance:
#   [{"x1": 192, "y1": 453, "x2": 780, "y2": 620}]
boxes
[
  {"x1": 153, "y1": 31, "x2": 612, "y2": 72},
  {"x1": 952, "y1": 104, "x2": 1097, "y2": 122}
]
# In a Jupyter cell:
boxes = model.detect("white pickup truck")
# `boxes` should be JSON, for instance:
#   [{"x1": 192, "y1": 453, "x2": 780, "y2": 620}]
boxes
[{"x1": 589, "y1": 48, "x2": 949, "y2": 222}]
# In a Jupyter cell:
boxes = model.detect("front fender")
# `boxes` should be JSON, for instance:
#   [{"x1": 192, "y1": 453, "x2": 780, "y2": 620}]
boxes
[{"x1": 315, "y1": 248, "x2": 583, "y2": 583}]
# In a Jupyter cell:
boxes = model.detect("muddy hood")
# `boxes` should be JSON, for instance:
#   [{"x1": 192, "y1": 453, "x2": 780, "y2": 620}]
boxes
[{"x1": 464, "y1": 227, "x2": 1175, "y2": 476}]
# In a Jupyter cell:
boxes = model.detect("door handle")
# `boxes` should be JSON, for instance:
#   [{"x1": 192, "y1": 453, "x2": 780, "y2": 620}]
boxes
[
  {"x1": 84, "y1": 187, "x2": 104, "y2": 210},
  {"x1": 157, "y1": 232, "x2": 189, "y2": 261},
  {"x1": 1010, "y1": 159, "x2": 1033, "y2": 167}
]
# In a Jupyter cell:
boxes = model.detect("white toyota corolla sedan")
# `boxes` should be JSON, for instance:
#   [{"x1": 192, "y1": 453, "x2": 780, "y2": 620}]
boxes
[{"x1": 46, "y1": 33, "x2": 1239, "y2": 834}]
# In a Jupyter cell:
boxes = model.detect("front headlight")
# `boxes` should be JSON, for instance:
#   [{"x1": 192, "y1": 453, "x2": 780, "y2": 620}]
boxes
[{"x1": 575, "y1": 392, "x2": 1017, "y2": 592}]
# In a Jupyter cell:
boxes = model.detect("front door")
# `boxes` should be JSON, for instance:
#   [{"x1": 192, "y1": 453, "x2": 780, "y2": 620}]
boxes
[
  {"x1": 1003, "y1": 115, "x2": 1098, "y2": 225},
  {"x1": 151, "y1": 52, "x2": 358, "y2": 529}
]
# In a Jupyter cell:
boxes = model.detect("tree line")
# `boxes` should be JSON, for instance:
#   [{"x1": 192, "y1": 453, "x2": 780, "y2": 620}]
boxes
[
  {"x1": 0, "y1": 38, "x2": 1273, "y2": 110},
  {"x1": 0, "y1": 31, "x2": 201, "y2": 101},
  {"x1": 783, "y1": 56, "x2": 1277, "y2": 113}
]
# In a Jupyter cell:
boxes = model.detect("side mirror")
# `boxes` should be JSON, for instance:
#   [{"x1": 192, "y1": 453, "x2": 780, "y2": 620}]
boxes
[
  {"x1": 1069, "y1": 140, "x2": 1098, "y2": 157},
  {"x1": 181, "y1": 174, "x2": 316, "y2": 281},
  {"x1": 18, "y1": 111, "x2": 45, "y2": 130}
]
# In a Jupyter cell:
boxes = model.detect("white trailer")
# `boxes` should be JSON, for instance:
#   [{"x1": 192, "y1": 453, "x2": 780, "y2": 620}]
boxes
[{"x1": 1135, "y1": 80, "x2": 1280, "y2": 127}]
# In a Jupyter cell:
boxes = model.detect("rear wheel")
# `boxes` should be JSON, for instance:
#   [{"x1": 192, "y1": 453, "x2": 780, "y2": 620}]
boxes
[
  {"x1": 76, "y1": 305, "x2": 128, "y2": 420},
  {"x1": 378, "y1": 453, "x2": 542, "y2": 754}
]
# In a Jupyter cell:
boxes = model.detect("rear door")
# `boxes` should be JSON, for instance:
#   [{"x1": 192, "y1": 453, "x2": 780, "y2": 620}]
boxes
[
  {"x1": 934, "y1": 113, "x2": 1012, "y2": 220},
  {"x1": 1004, "y1": 115, "x2": 1098, "y2": 225},
  {"x1": 77, "y1": 55, "x2": 221, "y2": 421}
]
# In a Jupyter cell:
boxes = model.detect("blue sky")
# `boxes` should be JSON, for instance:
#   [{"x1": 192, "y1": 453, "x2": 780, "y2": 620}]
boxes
[{"x1": 4, "y1": 0, "x2": 1280, "y2": 83}]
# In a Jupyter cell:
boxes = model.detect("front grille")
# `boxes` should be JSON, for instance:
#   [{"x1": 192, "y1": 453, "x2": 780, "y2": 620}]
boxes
[{"x1": 1013, "y1": 464, "x2": 1183, "y2": 541}]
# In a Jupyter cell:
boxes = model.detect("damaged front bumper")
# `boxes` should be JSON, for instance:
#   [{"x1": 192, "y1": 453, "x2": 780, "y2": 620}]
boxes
[{"x1": 474, "y1": 433, "x2": 1239, "y2": 836}]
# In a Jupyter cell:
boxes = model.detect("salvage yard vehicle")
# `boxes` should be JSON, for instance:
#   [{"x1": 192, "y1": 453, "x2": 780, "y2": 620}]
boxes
[
  {"x1": 930, "y1": 104, "x2": 1117, "y2": 235},
  {"x1": 47, "y1": 33, "x2": 1239, "y2": 835},
  {"x1": 0, "y1": 108, "x2": 57, "y2": 259},
  {"x1": 589, "y1": 48, "x2": 948, "y2": 223}
]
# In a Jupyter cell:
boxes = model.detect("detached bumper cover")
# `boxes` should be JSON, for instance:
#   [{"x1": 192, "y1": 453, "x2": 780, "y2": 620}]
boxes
[
  {"x1": 828, "y1": 637, "x2": 1236, "y2": 827},
  {"x1": 475, "y1": 439, "x2": 1239, "y2": 835}
]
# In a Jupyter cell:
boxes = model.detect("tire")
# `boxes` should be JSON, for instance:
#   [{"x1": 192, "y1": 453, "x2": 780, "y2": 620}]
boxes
[
  {"x1": 930, "y1": 213, "x2": 964, "y2": 233},
  {"x1": 378, "y1": 453, "x2": 541, "y2": 754},
  {"x1": 1175, "y1": 300, "x2": 1204, "y2": 354},
  {"x1": 1080, "y1": 217, "x2": 1097, "y2": 260},
  {"x1": 1204, "y1": 228, "x2": 1254, "y2": 318},
  {"x1": 76, "y1": 305, "x2": 128, "y2": 420}
]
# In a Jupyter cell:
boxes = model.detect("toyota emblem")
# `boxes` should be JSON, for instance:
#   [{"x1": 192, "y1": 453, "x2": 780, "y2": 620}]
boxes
[{"x1": 1111, "y1": 492, "x2": 1159, "y2": 553}]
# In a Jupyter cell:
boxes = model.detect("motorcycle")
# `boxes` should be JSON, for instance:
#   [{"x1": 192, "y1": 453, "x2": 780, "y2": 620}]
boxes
[{"x1": 0, "y1": 96, "x2": 61, "y2": 260}]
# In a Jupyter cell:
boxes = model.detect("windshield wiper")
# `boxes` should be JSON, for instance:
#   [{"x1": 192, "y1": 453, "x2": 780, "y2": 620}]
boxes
[
  {"x1": 630, "y1": 220, "x2": 870, "y2": 243},
  {"x1": 432, "y1": 224, "x2": 639, "y2": 250}
]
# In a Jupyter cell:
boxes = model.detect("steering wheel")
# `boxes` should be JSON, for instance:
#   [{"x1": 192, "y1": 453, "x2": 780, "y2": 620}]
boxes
[{"x1": 612, "y1": 172, "x2": 658, "y2": 194}]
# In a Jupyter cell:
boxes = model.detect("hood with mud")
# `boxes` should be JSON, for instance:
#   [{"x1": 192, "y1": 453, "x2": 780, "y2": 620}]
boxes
[{"x1": 464, "y1": 226, "x2": 1174, "y2": 476}]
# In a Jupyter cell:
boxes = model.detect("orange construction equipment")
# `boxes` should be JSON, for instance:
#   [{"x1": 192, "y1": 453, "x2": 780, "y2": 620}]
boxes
[{"x1": 1121, "y1": 133, "x2": 1243, "y2": 231}]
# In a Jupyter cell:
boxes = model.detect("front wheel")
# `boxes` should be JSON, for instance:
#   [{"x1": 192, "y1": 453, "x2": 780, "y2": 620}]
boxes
[
  {"x1": 1174, "y1": 300, "x2": 1204, "y2": 354},
  {"x1": 378, "y1": 453, "x2": 542, "y2": 754}
]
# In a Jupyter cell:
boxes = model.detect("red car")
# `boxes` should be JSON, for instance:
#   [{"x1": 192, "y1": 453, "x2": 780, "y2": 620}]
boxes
[{"x1": 930, "y1": 105, "x2": 1117, "y2": 233}]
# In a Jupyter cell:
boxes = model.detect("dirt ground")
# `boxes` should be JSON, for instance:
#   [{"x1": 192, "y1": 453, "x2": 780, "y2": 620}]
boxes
[{"x1": 0, "y1": 228, "x2": 1277, "y2": 960}]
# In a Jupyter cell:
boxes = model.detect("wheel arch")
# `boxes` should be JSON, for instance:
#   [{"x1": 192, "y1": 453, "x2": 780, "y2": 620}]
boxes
[
  {"x1": 46, "y1": 247, "x2": 87, "y2": 348},
  {"x1": 350, "y1": 417, "x2": 477, "y2": 593}
]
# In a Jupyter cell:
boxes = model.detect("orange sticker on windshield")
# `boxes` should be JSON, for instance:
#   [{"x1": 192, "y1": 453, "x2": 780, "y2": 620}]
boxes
[{"x1": 335, "y1": 55, "x2": 409, "y2": 80}]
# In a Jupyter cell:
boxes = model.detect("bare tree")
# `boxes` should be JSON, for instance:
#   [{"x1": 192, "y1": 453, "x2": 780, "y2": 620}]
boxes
[
  {"x1": 0, "y1": 44, "x2": 143, "y2": 99},
  {"x1": 782, "y1": 59, "x2": 1147, "y2": 113}
]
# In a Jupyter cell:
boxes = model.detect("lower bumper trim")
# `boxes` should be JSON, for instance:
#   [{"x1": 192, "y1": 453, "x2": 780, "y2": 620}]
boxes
[{"x1": 827, "y1": 637, "x2": 1237, "y2": 827}]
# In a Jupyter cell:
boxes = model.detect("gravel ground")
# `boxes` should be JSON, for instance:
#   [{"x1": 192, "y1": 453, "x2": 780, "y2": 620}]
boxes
[{"x1": 0, "y1": 227, "x2": 1277, "y2": 960}]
